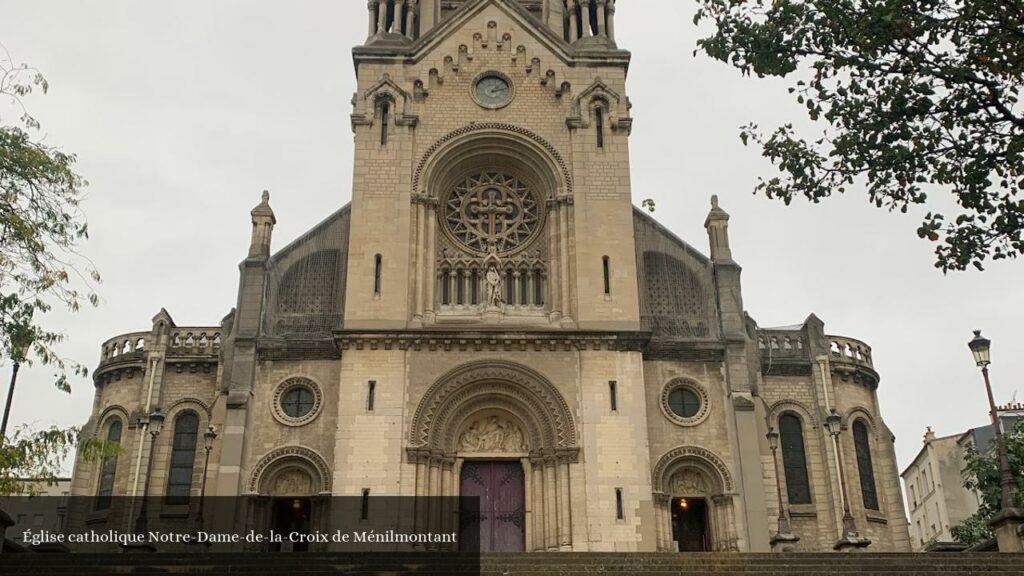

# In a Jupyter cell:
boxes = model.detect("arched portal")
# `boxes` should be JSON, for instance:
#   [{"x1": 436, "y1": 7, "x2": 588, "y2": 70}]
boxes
[
  {"x1": 407, "y1": 360, "x2": 578, "y2": 552},
  {"x1": 245, "y1": 446, "x2": 332, "y2": 552},
  {"x1": 652, "y1": 446, "x2": 740, "y2": 552}
]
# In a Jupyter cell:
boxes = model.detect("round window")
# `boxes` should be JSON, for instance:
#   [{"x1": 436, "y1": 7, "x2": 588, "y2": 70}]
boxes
[
  {"x1": 668, "y1": 388, "x2": 701, "y2": 419},
  {"x1": 272, "y1": 377, "x2": 323, "y2": 426},
  {"x1": 660, "y1": 379, "x2": 711, "y2": 427},
  {"x1": 281, "y1": 387, "x2": 315, "y2": 418}
]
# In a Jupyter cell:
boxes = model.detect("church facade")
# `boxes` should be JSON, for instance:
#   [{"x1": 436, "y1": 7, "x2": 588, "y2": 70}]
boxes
[{"x1": 69, "y1": 0, "x2": 911, "y2": 553}]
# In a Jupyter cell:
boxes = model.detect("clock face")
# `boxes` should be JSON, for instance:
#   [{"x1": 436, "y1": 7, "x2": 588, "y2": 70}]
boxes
[{"x1": 475, "y1": 74, "x2": 512, "y2": 108}]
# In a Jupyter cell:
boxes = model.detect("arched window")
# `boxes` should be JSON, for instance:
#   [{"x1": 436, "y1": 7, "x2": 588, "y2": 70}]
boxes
[
  {"x1": 379, "y1": 99, "x2": 390, "y2": 145},
  {"x1": 779, "y1": 413, "x2": 812, "y2": 505},
  {"x1": 853, "y1": 420, "x2": 879, "y2": 510},
  {"x1": 165, "y1": 412, "x2": 199, "y2": 505},
  {"x1": 595, "y1": 105, "x2": 605, "y2": 148},
  {"x1": 95, "y1": 418, "x2": 123, "y2": 511}
]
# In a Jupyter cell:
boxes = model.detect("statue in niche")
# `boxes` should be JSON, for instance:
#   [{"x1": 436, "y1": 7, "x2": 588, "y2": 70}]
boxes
[
  {"x1": 485, "y1": 265, "x2": 503, "y2": 308},
  {"x1": 272, "y1": 469, "x2": 312, "y2": 496},
  {"x1": 669, "y1": 469, "x2": 707, "y2": 496},
  {"x1": 459, "y1": 416, "x2": 526, "y2": 452}
]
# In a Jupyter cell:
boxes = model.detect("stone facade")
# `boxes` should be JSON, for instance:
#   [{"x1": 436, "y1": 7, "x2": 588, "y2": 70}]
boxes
[{"x1": 69, "y1": 0, "x2": 910, "y2": 553}]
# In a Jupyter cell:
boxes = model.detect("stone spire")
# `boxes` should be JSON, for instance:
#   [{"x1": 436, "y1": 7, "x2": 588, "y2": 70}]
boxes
[
  {"x1": 248, "y1": 190, "x2": 276, "y2": 258},
  {"x1": 704, "y1": 195, "x2": 732, "y2": 262}
]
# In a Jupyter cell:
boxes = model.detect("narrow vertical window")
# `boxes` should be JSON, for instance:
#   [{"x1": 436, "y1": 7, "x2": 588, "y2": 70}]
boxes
[
  {"x1": 853, "y1": 420, "x2": 879, "y2": 510},
  {"x1": 518, "y1": 273, "x2": 529, "y2": 305},
  {"x1": 609, "y1": 381, "x2": 618, "y2": 412},
  {"x1": 456, "y1": 270, "x2": 466, "y2": 305},
  {"x1": 95, "y1": 419, "x2": 123, "y2": 511},
  {"x1": 374, "y1": 254, "x2": 382, "y2": 296},
  {"x1": 470, "y1": 270, "x2": 480, "y2": 305},
  {"x1": 367, "y1": 381, "x2": 376, "y2": 412},
  {"x1": 595, "y1": 107, "x2": 605, "y2": 148},
  {"x1": 361, "y1": 489, "x2": 371, "y2": 520},
  {"x1": 602, "y1": 256, "x2": 611, "y2": 295},
  {"x1": 779, "y1": 414, "x2": 812, "y2": 505},
  {"x1": 379, "y1": 100, "x2": 390, "y2": 145},
  {"x1": 533, "y1": 272, "x2": 544, "y2": 306},
  {"x1": 441, "y1": 271, "x2": 451, "y2": 305},
  {"x1": 505, "y1": 270, "x2": 515, "y2": 304},
  {"x1": 615, "y1": 488, "x2": 624, "y2": 520},
  {"x1": 165, "y1": 412, "x2": 199, "y2": 505}
]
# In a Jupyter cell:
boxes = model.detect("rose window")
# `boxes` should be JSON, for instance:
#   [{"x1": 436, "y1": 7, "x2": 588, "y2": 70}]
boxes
[{"x1": 442, "y1": 172, "x2": 542, "y2": 256}]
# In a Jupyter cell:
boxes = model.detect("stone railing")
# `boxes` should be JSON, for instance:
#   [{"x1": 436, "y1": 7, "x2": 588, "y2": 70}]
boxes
[
  {"x1": 98, "y1": 332, "x2": 150, "y2": 367},
  {"x1": 757, "y1": 329, "x2": 807, "y2": 360},
  {"x1": 827, "y1": 335, "x2": 874, "y2": 370},
  {"x1": 167, "y1": 327, "x2": 222, "y2": 357}
]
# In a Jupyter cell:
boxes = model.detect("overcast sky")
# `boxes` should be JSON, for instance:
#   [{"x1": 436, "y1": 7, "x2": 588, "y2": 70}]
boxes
[{"x1": 2, "y1": 0, "x2": 1021, "y2": 478}]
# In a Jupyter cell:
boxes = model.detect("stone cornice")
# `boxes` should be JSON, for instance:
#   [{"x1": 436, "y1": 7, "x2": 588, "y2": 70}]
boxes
[{"x1": 334, "y1": 329, "x2": 650, "y2": 352}]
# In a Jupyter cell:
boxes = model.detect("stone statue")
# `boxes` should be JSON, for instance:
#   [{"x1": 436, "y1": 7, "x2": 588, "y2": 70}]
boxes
[{"x1": 485, "y1": 265, "x2": 503, "y2": 308}]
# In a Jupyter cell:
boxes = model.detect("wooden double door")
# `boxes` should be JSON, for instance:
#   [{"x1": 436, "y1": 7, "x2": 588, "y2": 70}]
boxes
[{"x1": 459, "y1": 461, "x2": 526, "y2": 552}]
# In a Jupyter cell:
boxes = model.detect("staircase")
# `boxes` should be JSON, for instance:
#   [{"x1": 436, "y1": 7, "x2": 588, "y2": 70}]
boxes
[{"x1": 1, "y1": 552, "x2": 1022, "y2": 575}]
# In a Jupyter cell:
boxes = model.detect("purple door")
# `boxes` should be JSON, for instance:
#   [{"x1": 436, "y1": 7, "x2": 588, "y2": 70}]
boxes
[{"x1": 460, "y1": 461, "x2": 526, "y2": 552}]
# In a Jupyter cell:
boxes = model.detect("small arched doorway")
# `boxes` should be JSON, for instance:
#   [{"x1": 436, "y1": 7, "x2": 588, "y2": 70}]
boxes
[
  {"x1": 246, "y1": 446, "x2": 332, "y2": 552},
  {"x1": 408, "y1": 361, "x2": 579, "y2": 552},
  {"x1": 652, "y1": 446, "x2": 740, "y2": 552}
]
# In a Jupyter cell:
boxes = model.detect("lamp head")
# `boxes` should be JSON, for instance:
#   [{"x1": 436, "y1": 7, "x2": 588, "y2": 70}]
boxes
[
  {"x1": 825, "y1": 409, "x2": 842, "y2": 437},
  {"x1": 149, "y1": 408, "x2": 165, "y2": 436},
  {"x1": 766, "y1": 427, "x2": 780, "y2": 451},
  {"x1": 968, "y1": 330, "x2": 991, "y2": 367},
  {"x1": 203, "y1": 426, "x2": 218, "y2": 450}
]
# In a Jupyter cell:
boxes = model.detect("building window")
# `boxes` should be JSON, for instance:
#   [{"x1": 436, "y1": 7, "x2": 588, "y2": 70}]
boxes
[
  {"x1": 853, "y1": 420, "x2": 880, "y2": 511},
  {"x1": 165, "y1": 412, "x2": 199, "y2": 505},
  {"x1": 374, "y1": 254, "x2": 382, "y2": 295},
  {"x1": 609, "y1": 381, "x2": 618, "y2": 412},
  {"x1": 615, "y1": 488, "x2": 624, "y2": 520},
  {"x1": 668, "y1": 388, "x2": 701, "y2": 419},
  {"x1": 779, "y1": 413, "x2": 812, "y2": 505},
  {"x1": 95, "y1": 418, "x2": 123, "y2": 511},
  {"x1": 602, "y1": 256, "x2": 611, "y2": 295},
  {"x1": 441, "y1": 270, "x2": 451, "y2": 305},
  {"x1": 379, "y1": 99, "x2": 390, "y2": 145},
  {"x1": 282, "y1": 387, "x2": 315, "y2": 419},
  {"x1": 595, "y1": 106, "x2": 605, "y2": 148},
  {"x1": 361, "y1": 489, "x2": 371, "y2": 521},
  {"x1": 367, "y1": 381, "x2": 376, "y2": 412}
]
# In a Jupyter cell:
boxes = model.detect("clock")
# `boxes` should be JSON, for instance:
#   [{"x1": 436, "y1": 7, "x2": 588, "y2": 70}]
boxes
[{"x1": 473, "y1": 73, "x2": 513, "y2": 109}]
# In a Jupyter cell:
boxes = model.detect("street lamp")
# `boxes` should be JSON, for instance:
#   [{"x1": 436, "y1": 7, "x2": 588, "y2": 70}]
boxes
[
  {"x1": 825, "y1": 408, "x2": 865, "y2": 549},
  {"x1": 968, "y1": 331, "x2": 1019, "y2": 526},
  {"x1": 193, "y1": 425, "x2": 218, "y2": 535},
  {"x1": 133, "y1": 407, "x2": 165, "y2": 536},
  {"x1": 1, "y1": 340, "x2": 32, "y2": 441},
  {"x1": 766, "y1": 427, "x2": 798, "y2": 550}
]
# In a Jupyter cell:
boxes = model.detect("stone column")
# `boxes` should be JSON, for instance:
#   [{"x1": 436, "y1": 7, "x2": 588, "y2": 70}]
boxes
[
  {"x1": 413, "y1": 198, "x2": 426, "y2": 321},
  {"x1": 579, "y1": 0, "x2": 591, "y2": 37},
  {"x1": 530, "y1": 456, "x2": 545, "y2": 551},
  {"x1": 405, "y1": 0, "x2": 416, "y2": 38},
  {"x1": 568, "y1": 1, "x2": 578, "y2": 42},
  {"x1": 544, "y1": 456, "x2": 558, "y2": 549},
  {"x1": 367, "y1": 1, "x2": 378, "y2": 36},
  {"x1": 595, "y1": 0, "x2": 607, "y2": 36},
  {"x1": 606, "y1": 0, "x2": 616, "y2": 41},
  {"x1": 424, "y1": 199, "x2": 436, "y2": 322},
  {"x1": 558, "y1": 197, "x2": 571, "y2": 318},
  {"x1": 546, "y1": 199, "x2": 561, "y2": 320},
  {"x1": 377, "y1": 0, "x2": 388, "y2": 33},
  {"x1": 557, "y1": 457, "x2": 571, "y2": 548}
]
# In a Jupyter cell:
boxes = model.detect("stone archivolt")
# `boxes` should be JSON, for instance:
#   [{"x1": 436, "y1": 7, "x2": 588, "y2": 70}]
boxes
[{"x1": 247, "y1": 445, "x2": 331, "y2": 495}]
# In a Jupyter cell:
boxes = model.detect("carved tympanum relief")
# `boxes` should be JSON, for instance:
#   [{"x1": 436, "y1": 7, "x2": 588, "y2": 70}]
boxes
[
  {"x1": 272, "y1": 469, "x2": 313, "y2": 496},
  {"x1": 668, "y1": 469, "x2": 708, "y2": 496},
  {"x1": 458, "y1": 416, "x2": 527, "y2": 453}
]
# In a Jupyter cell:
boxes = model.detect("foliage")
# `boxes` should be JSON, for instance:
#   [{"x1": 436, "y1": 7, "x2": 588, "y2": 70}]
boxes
[
  {"x1": 0, "y1": 426, "x2": 120, "y2": 496},
  {"x1": 950, "y1": 419, "x2": 1024, "y2": 545},
  {"x1": 693, "y1": 0, "x2": 1024, "y2": 271},
  {"x1": 1, "y1": 44, "x2": 99, "y2": 391}
]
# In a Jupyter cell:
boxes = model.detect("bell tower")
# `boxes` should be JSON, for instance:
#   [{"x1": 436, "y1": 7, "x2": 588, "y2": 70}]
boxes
[{"x1": 344, "y1": 0, "x2": 636, "y2": 330}]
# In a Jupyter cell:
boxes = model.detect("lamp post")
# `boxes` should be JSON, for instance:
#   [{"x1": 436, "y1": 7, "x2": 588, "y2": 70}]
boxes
[
  {"x1": 968, "y1": 330, "x2": 1023, "y2": 552},
  {"x1": 767, "y1": 427, "x2": 799, "y2": 551},
  {"x1": 133, "y1": 408, "x2": 165, "y2": 536},
  {"x1": 1, "y1": 341, "x2": 31, "y2": 441},
  {"x1": 193, "y1": 425, "x2": 218, "y2": 535},
  {"x1": 826, "y1": 408, "x2": 869, "y2": 551}
]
